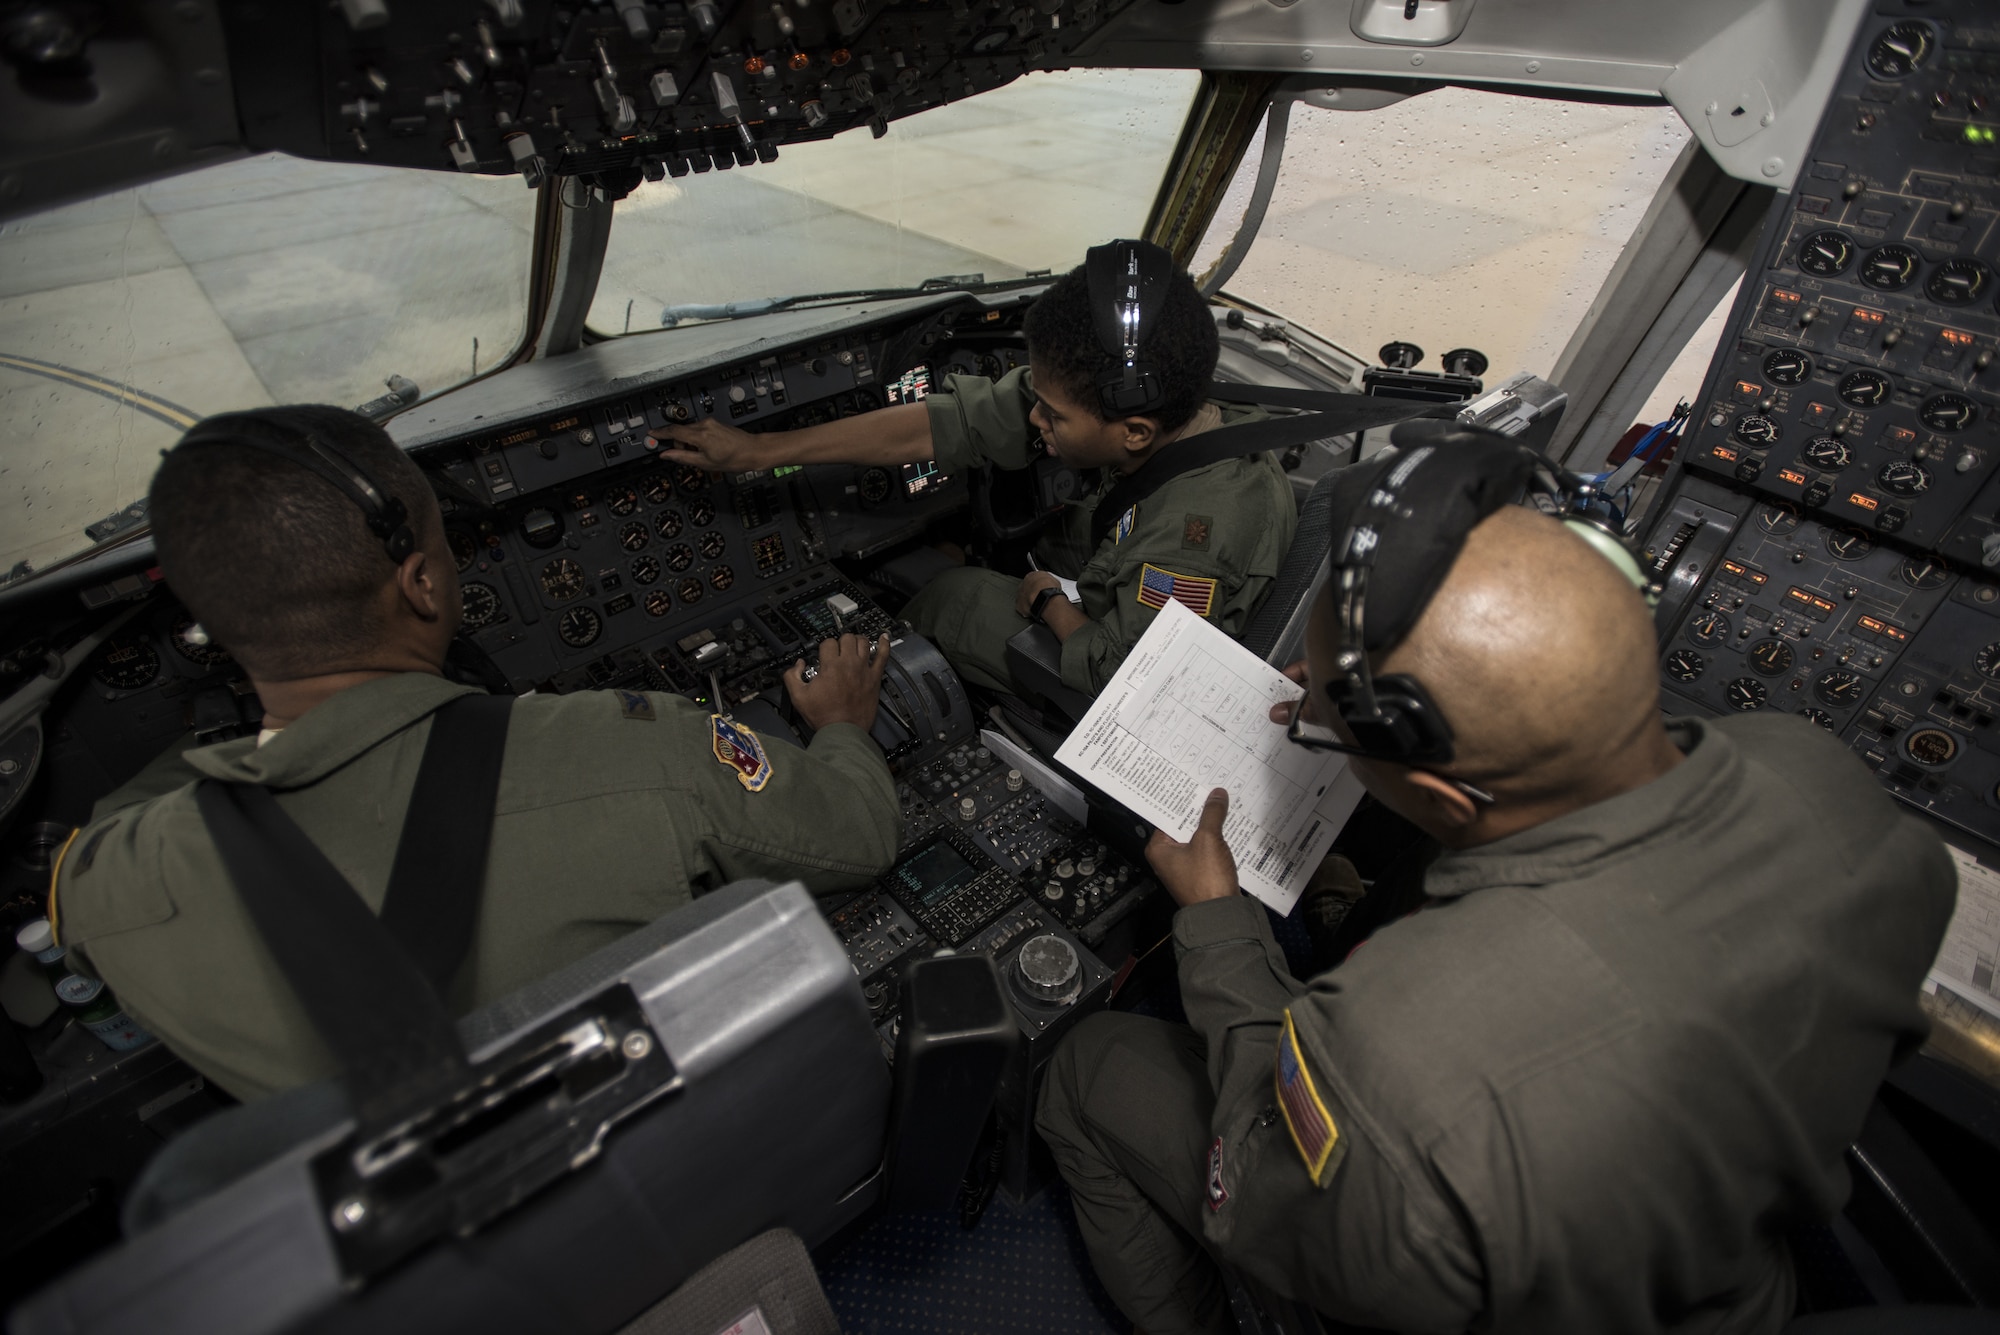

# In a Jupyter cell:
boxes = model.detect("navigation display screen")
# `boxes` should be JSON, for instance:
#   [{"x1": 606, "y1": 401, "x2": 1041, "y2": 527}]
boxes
[{"x1": 893, "y1": 842, "x2": 980, "y2": 906}]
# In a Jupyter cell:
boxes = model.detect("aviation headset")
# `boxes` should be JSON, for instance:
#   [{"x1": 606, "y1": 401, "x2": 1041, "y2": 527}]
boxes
[
  {"x1": 1319, "y1": 422, "x2": 1651, "y2": 769},
  {"x1": 1085, "y1": 238, "x2": 1175, "y2": 418},
  {"x1": 174, "y1": 411, "x2": 418, "y2": 565}
]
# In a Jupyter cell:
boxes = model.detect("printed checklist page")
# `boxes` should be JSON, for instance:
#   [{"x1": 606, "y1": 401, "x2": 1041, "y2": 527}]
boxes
[{"x1": 1055, "y1": 599, "x2": 1365, "y2": 914}]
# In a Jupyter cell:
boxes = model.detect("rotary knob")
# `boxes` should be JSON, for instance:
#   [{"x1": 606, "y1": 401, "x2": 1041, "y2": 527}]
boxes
[
  {"x1": 1005, "y1": 769, "x2": 1024, "y2": 793},
  {"x1": 958, "y1": 797, "x2": 978, "y2": 821},
  {"x1": 1056, "y1": 859, "x2": 1076, "y2": 878},
  {"x1": 1015, "y1": 934, "x2": 1081, "y2": 1005}
]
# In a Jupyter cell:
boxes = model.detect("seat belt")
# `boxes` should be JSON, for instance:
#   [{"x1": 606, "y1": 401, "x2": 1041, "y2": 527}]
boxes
[{"x1": 195, "y1": 693, "x2": 515, "y2": 1130}]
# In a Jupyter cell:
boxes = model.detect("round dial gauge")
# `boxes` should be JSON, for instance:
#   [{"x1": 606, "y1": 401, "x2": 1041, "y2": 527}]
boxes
[
  {"x1": 687, "y1": 498, "x2": 717, "y2": 527},
  {"x1": 520, "y1": 507, "x2": 564, "y2": 548},
  {"x1": 858, "y1": 468, "x2": 893, "y2": 504},
  {"x1": 673, "y1": 464, "x2": 711, "y2": 493},
  {"x1": 630, "y1": 555, "x2": 661, "y2": 585},
  {"x1": 1799, "y1": 708, "x2": 1837, "y2": 731},
  {"x1": 448, "y1": 529, "x2": 479, "y2": 572},
  {"x1": 1877, "y1": 459, "x2": 1931, "y2": 495},
  {"x1": 1725, "y1": 678, "x2": 1769, "y2": 712},
  {"x1": 94, "y1": 638, "x2": 160, "y2": 691},
  {"x1": 460, "y1": 581, "x2": 501, "y2": 629},
  {"x1": 1977, "y1": 641, "x2": 2000, "y2": 679},
  {"x1": 1826, "y1": 528, "x2": 1875, "y2": 561},
  {"x1": 1920, "y1": 392, "x2": 1977, "y2": 433},
  {"x1": 698, "y1": 530, "x2": 728, "y2": 559},
  {"x1": 1759, "y1": 503, "x2": 1801, "y2": 535},
  {"x1": 709, "y1": 564, "x2": 736, "y2": 591},
  {"x1": 655, "y1": 508, "x2": 684, "y2": 540},
  {"x1": 1796, "y1": 231, "x2": 1855, "y2": 277},
  {"x1": 618, "y1": 521, "x2": 650, "y2": 552},
  {"x1": 1748, "y1": 638, "x2": 1795, "y2": 676},
  {"x1": 605, "y1": 486, "x2": 640, "y2": 516},
  {"x1": 644, "y1": 589, "x2": 675, "y2": 617},
  {"x1": 1688, "y1": 611, "x2": 1731, "y2": 646},
  {"x1": 1815, "y1": 669, "x2": 1864, "y2": 705},
  {"x1": 171, "y1": 617, "x2": 231, "y2": 665},
  {"x1": 642, "y1": 473, "x2": 674, "y2": 506},
  {"x1": 1762, "y1": 349, "x2": 1813, "y2": 386},
  {"x1": 1802, "y1": 436, "x2": 1850, "y2": 470},
  {"x1": 1902, "y1": 556, "x2": 1950, "y2": 589},
  {"x1": 1906, "y1": 727, "x2": 1959, "y2": 766},
  {"x1": 1838, "y1": 370, "x2": 1892, "y2": 408},
  {"x1": 1859, "y1": 244, "x2": 1922, "y2": 291},
  {"x1": 1926, "y1": 258, "x2": 1989, "y2": 306},
  {"x1": 676, "y1": 576, "x2": 705, "y2": 604},
  {"x1": 1734, "y1": 414, "x2": 1781, "y2": 446},
  {"x1": 557, "y1": 607, "x2": 602, "y2": 648},
  {"x1": 664, "y1": 542, "x2": 695, "y2": 572},
  {"x1": 540, "y1": 556, "x2": 585, "y2": 601},
  {"x1": 1866, "y1": 21, "x2": 1932, "y2": 79},
  {"x1": 1663, "y1": 648, "x2": 1706, "y2": 682}
]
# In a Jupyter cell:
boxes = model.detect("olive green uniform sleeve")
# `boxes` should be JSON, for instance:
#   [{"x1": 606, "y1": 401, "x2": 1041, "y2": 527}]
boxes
[
  {"x1": 924, "y1": 367, "x2": 1041, "y2": 472},
  {"x1": 89, "y1": 731, "x2": 214, "y2": 821}
]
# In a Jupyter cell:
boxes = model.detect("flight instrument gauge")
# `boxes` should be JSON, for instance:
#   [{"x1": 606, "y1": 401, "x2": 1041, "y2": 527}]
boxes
[
  {"x1": 1762, "y1": 349, "x2": 1812, "y2": 386},
  {"x1": 1663, "y1": 649, "x2": 1706, "y2": 682},
  {"x1": 1799, "y1": 708, "x2": 1837, "y2": 731},
  {"x1": 710, "y1": 564, "x2": 736, "y2": 591},
  {"x1": 619, "y1": 521, "x2": 650, "y2": 552},
  {"x1": 1802, "y1": 437, "x2": 1850, "y2": 470},
  {"x1": 1826, "y1": 528, "x2": 1875, "y2": 561},
  {"x1": 858, "y1": 468, "x2": 892, "y2": 504},
  {"x1": 1759, "y1": 503, "x2": 1801, "y2": 535},
  {"x1": 1906, "y1": 727, "x2": 1959, "y2": 766},
  {"x1": 1814, "y1": 669, "x2": 1864, "y2": 706},
  {"x1": 677, "y1": 577, "x2": 705, "y2": 604},
  {"x1": 94, "y1": 638, "x2": 160, "y2": 691},
  {"x1": 448, "y1": 529, "x2": 479, "y2": 572},
  {"x1": 630, "y1": 555, "x2": 661, "y2": 585},
  {"x1": 1725, "y1": 678, "x2": 1768, "y2": 711},
  {"x1": 605, "y1": 486, "x2": 640, "y2": 516},
  {"x1": 1838, "y1": 370, "x2": 1891, "y2": 408},
  {"x1": 1866, "y1": 21, "x2": 1932, "y2": 79},
  {"x1": 687, "y1": 498, "x2": 717, "y2": 527},
  {"x1": 665, "y1": 543, "x2": 695, "y2": 572},
  {"x1": 557, "y1": 607, "x2": 602, "y2": 648},
  {"x1": 1877, "y1": 460, "x2": 1931, "y2": 495},
  {"x1": 1901, "y1": 556, "x2": 1949, "y2": 589},
  {"x1": 1926, "y1": 259, "x2": 1989, "y2": 306},
  {"x1": 1920, "y1": 393, "x2": 1977, "y2": 433},
  {"x1": 642, "y1": 473, "x2": 674, "y2": 505},
  {"x1": 698, "y1": 530, "x2": 728, "y2": 559},
  {"x1": 1748, "y1": 639, "x2": 1795, "y2": 676},
  {"x1": 1859, "y1": 245, "x2": 1921, "y2": 291},
  {"x1": 1734, "y1": 414, "x2": 1781, "y2": 446},
  {"x1": 655, "y1": 508, "x2": 684, "y2": 539},
  {"x1": 1796, "y1": 231, "x2": 1854, "y2": 277},
  {"x1": 461, "y1": 582, "x2": 502, "y2": 629},
  {"x1": 644, "y1": 590, "x2": 674, "y2": 616},
  {"x1": 1688, "y1": 611, "x2": 1730, "y2": 645},
  {"x1": 540, "y1": 557, "x2": 585, "y2": 601},
  {"x1": 1977, "y1": 641, "x2": 2000, "y2": 679},
  {"x1": 172, "y1": 617, "x2": 231, "y2": 665},
  {"x1": 674, "y1": 464, "x2": 711, "y2": 493}
]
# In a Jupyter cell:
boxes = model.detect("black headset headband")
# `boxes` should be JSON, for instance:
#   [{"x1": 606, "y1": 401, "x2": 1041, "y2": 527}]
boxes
[
  {"x1": 175, "y1": 413, "x2": 417, "y2": 565},
  {"x1": 1084, "y1": 239, "x2": 1174, "y2": 418}
]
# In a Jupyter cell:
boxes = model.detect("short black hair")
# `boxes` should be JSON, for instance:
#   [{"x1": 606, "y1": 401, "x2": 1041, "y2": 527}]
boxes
[
  {"x1": 148, "y1": 406, "x2": 435, "y2": 679},
  {"x1": 1023, "y1": 253, "x2": 1218, "y2": 435}
]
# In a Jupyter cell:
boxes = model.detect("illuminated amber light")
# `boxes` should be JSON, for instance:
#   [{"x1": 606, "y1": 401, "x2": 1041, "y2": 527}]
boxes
[
  {"x1": 789, "y1": 51, "x2": 812, "y2": 70},
  {"x1": 830, "y1": 48, "x2": 852, "y2": 65}
]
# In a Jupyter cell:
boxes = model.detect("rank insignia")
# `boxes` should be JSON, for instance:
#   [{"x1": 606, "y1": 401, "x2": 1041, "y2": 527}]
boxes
[
  {"x1": 1135, "y1": 563, "x2": 1217, "y2": 618},
  {"x1": 616, "y1": 689, "x2": 656, "y2": 722},
  {"x1": 1182, "y1": 514, "x2": 1212, "y2": 551},
  {"x1": 1207, "y1": 1137, "x2": 1229, "y2": 1212},
  {"x1": 1275, "y1": 1010, "x2": 1343, "y2": 1187},
  {"x1": 1114, "y1": 505, "x2": 1137, "y2": 545},
  {"x1": 711, "y1": 714, "x2": 773, "y2": 791}
]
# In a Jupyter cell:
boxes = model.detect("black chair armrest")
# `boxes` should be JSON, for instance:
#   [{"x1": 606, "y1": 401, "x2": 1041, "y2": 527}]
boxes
[{"x1": 1005, "y1": 625, "x2": 1094, "y2": 722}]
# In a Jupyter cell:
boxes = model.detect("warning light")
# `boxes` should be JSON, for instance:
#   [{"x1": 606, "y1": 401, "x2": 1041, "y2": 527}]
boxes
[{"x1": 1965, "y1": 125, "x2": 1998, "y2": 146}]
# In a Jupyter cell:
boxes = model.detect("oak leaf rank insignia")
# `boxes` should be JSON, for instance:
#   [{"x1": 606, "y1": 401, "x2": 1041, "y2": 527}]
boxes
[
  {"x1": 1182, "y1": 514, "x2": 1212, "y2": 550},
  {"x1": 711, "y1": 714, "x2": 773, "y2": 792}
]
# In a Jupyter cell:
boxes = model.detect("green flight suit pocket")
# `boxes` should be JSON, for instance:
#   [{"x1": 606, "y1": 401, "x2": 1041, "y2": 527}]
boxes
[{"x1": 54, "y1": 819, "x2": 178, "y2": 943}]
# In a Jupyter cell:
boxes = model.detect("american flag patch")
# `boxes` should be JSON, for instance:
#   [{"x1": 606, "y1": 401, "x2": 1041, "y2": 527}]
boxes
[
  {"x1": 1135, "y1": 563, "x2": 1217, "y2": 617},
  {"x1": 1275, "y1": 1010, "x2": 1341, "y2": 1187}
]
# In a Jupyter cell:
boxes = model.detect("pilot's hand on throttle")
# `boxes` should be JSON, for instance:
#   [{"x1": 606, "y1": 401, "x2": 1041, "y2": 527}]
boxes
[
  {"x1": 1014, "y1": 570, "x2": 1062, "y2": 619},
  {"x1": 1268, "y1": 658, "x2": 1310, "y2": 726},
  {"x1": 651, "y1": 418, "x2": 761, "y2": 472},
  {"x1": 1146, "y1": 788, "x2": 1241, "y2": 907},
  {"x1": 785, "y1": 633, "x2": 891, "y2": 733}
]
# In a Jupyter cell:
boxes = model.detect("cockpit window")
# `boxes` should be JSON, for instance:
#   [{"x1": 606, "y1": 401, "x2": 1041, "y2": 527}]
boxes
[
  {"x1": 1193, "y1": 86, "x2": 1691, "y2": 384},
  {"x1": 586, "y1": 68, "x2": 1203, "y2": 335},
  {"x1": 0, "y1": 152, "x2": 534, "y2": 583}
]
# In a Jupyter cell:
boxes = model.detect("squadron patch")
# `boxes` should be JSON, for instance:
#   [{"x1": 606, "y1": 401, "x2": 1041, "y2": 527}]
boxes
[
  {"x1": 616, "y1": 689, "x2": 656, "y2": 722},
  {"x1": 1207, "y1": 1137, "x2": 1229, "y2": 1212},
  {"x1": 1135, "y1": 563, "x2": 1218, "y2": 618},
  {"x1": 711, "y1": 714, "x2": 773, "y2": 791},
  {"x1": 1275, "y1": 1009, "x2": 1343, "y2": 1187},
  {"x1": 1114, "y1": 505, "x2": 1138, "y2": 545},
  {"x1": 1182, "y1": 514, "x2": 1212, "y2": 551}
]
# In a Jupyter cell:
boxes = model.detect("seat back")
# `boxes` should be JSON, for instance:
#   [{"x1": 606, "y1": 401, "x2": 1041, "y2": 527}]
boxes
[{"x1": 1239, "y1": 465, "x2": 1351, "y2": 668}]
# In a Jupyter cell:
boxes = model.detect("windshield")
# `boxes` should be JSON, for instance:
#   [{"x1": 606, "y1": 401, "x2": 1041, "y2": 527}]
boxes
[
  {"x1": 0, "y1": 152, "x2": 536, "y2": 582},
  {"x1": 587, "y1": 68, "x2": 1203, "y2": 335}
]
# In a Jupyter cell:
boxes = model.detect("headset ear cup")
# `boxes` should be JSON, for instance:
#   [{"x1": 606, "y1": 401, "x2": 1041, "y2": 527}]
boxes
[
  {"x1": 1336, "y1": 673, "x2": 1456, "y2": 767},
  {"x1": 1561, "y1": 519, "x2": 1656, "y2": 607}
]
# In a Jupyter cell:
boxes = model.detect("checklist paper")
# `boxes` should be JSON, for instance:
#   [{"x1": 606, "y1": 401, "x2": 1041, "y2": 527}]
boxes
[{"x1": 1055, "y1": 599, "x2": 1367, "y2": 914}]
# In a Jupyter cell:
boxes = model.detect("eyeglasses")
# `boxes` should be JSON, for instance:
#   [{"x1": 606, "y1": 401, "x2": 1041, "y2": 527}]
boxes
[{"x1": 1282, "y1": 693, "x2": 1497, "y2": 806}]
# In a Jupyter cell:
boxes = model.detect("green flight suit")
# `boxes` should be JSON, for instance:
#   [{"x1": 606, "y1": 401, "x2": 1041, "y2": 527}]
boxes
[
  {"x1": 53, "y1": 672, "x2": 899, "y2": 1102},
  {"x1": 904, "y1": 368, "x2": 1295, "y2": 697},
  {"x1": 1037, "y1": 716, "x2": 1956, "y2": 1335}
]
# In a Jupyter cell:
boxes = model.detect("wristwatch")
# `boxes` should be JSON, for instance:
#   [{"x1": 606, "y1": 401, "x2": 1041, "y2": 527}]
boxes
[{"x1": 1029, "y1": 584, "x2": 1067, "y2": 626}]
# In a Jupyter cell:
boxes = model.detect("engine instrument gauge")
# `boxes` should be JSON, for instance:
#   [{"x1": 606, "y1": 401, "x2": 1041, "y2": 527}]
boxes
[
  {"x1": 1901, "y1": 556, "x2": 1950, "y2": 589},
  {"x1": 1906, "y1": 727, "x2": 1959, "y2": 766},
  {"x1": 1688, "y1": 611, "x2": 1731, "y2": 646},
  {"x1": 1725, "y1": 678, "x2": 1768, "y2": 711},
  {"x1": 642, "y1": 473, "x2": 674, "y2": 505},
  {"x1": 687, "y1": 498, "x2": 717, "y2": 527},
  {"x1": 1866, "y1": 21, "x2": 1932, "y2": 78},
  {"x1": 1663, "y1": 649, "x2": 1706, "y2": 682},
  {"x1": 1814, "y1": 669, "x2": 1864, "y2": 706},
  {"x1": 644, "y1": 590, "x2": 674, "y2": 616},
  {"x1": 1759, "y1": 503, "x2": 1801, "y2": 535},
  {"x1": 1859, "y1": 245, "x2": 1921, "y2": 290},
  {"x1": 1877, "y1": 460, "x2": 1931, "y2": 495},
  {"x1": 710, "y1": 564, "x2": 736, "y2": 591},
  {"x1": 171, "y1": 617, "x2": 231, "y2": 665},
  {"x1": 1748, "y1": 639, "x2": 1795, "y2": 676},
  {"x1": 1926, "y1": 258, "x2": 1989, "y2": 306},
  {"x1": 858, "y1": 468, "x2": 893, "y2": 504},
  {"x1": 1799, "y1": 708, "x2": 1837, "y2": 731},
  {"x1": 664, "y1": 543, "x2": 695, "y2": 572},
  {"x1": 460, "y1": 582, "x2": 501, "y2": 629},
  {"x1": 1796, "y1": 231, "x2": 1855, "y2": 277},
  {"x1": 676, "y1": 577, "x2": 705, "y2": 604},
  {"x1": 655, "y1": 508, "x2": 684, "y2": 540},
  {"x1": 1920, "y1": 392, "x2": 1977, "y2": 433},
  {"x1": 1762, "y1": 349, "x2": 1812, "y2": 385},
  {"x1": 618, "y1": 521, "x2": 650, "y2": 552},
  {"x1": 1838, "y1": 370, "x2": 1891, "y2": 408},
  {"x1": 698, "y1": 530, "x2": 728, "y2": 559},
  {"x1": 1826, "y1": 528, "x2": 1875, "y2": 561},
  {"x1": 1734, "y1": 414, "x2": 1781, "y2": 446},
  {"x1": 605, "y1": 486, "x2": 640, "y2": 516},
  {"x1": 1802, "y1": 437, "x2": 1850, "y2": 470},
  {"x1": 630, "y1": 555, "x2": 661, "y2": 585},
  {"x1": 540, "y1": 557, "x2": 585, "y2": 601},
  {"x1": 94, "y1": 638, "x2": 160, "y2": 691},
  {"x1": 673, "y1": 464, "x2": 711, "y2": 493},
  {"x1": 448, "y1": 529, "x2": 479, "y2": 572},
  {"x1": 520, "y1": 507, "x2": 564, "y2": 548},
  {"x1": 1977, "y1": 641, "x2": 2000, "y2": 679},
  {"x1": 557, "y1": 607, "x2": 602, "y2": 648}
]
